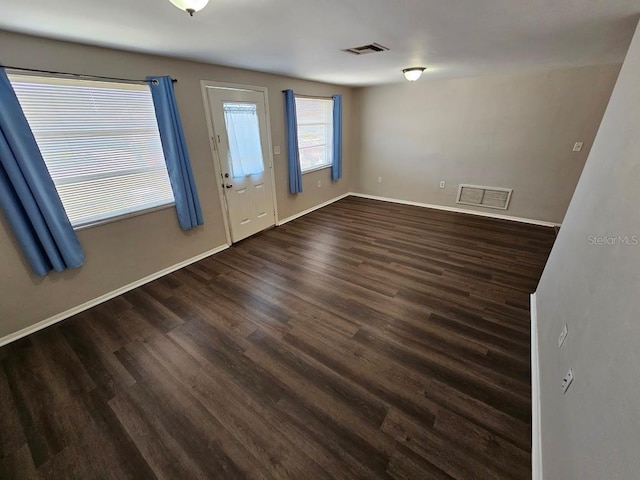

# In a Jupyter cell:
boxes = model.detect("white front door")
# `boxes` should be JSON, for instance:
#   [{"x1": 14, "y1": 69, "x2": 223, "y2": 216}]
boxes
[{"x1": 205, "y1": 87, "x2": 276, "y2": 243}]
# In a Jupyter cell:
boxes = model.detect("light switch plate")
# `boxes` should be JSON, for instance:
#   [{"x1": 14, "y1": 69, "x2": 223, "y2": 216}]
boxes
[
  {"x1": 273, "y1": 146, "x2": 281, "y2": 155},
  {"x1": 561, "y1": 368, "x2": 574, "y2": 395},
  {"x1": 558, "y1": 324, "x2": 568, "y2": 348},
  {"x1": 573, "y1": 142, "x2": 584, "y2": 152}
]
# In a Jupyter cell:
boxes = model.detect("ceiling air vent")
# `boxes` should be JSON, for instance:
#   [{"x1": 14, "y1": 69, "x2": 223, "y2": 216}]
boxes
[
  {"x1": 343, "y1": 43, "x2": 389, "y2": 55},
  {"x1": 456, "y1": 184, "x2": 513, "y2": 210}
]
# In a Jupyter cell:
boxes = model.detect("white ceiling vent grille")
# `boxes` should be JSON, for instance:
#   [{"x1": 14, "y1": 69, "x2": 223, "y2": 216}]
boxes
[
  {"x1": 343, "y1": 43, "x2": 389, "y2": 55},
  {"x1": 456, "y1": 184, "x2": 513, "y2": 210}
]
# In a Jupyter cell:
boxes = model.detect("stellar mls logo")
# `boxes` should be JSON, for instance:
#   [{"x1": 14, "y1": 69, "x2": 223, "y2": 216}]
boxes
[{"x1": 587, "y1": 235, "x2": 639, "y2": 246}]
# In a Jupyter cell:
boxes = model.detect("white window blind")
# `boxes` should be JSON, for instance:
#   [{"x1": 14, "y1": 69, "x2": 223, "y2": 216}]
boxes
[
  {"x1": 8, "y1": 74, "x2": 175, "y2": 228},
  {"x1": 295, "y1": 96, "x2": 333, "y2": 173}
]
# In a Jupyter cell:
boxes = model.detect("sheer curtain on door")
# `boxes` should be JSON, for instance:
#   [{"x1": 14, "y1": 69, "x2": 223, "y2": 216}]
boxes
[{"x1": 223, "y1": 103, "x2": 265, "y2": 178}]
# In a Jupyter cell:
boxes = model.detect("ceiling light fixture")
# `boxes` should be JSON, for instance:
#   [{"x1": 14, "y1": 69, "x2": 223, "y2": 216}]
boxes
[
  {"x1": 168, "y1": 0, "x2": 209, "y2": 16},
  {"x1": 403, "y1": 67, "x2": 426, "y2": 82}
]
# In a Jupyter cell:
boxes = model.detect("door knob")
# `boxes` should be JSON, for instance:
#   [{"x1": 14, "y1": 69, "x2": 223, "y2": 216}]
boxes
[
  {"x1": 224, "y1": 173, "x2": 230, "y2": 178},
  {"x1": 225, "y1": 184, "x2": 233, "y2": 189}
]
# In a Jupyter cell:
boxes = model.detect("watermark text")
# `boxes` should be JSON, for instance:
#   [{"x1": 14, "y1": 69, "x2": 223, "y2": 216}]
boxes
[{"x1": 588, "y1": 235, "x2": 639, "y2": 246}]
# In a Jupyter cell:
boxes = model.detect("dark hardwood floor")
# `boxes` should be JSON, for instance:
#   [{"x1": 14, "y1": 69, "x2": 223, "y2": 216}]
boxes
[{"x1": 0, "y1": 197, "x2": 556, "y2": 479}]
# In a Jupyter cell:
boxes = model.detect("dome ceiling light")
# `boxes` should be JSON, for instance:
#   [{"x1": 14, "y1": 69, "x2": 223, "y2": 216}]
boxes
[
  {"x1": 403, "y1": 67, "x2": 426, "y2": 82},
  {"x1": 168, "y1": 0, "x2": 209, "y2": 16}
]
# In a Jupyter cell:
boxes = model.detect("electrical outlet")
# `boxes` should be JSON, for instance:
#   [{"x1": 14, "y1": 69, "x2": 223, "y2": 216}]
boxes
[
  {"x1": 439, "y1": 181, "x2": 446, "y2": 189},
  {"x1": 377, "y1": 177, "x2": 383, "y2": 183},
  {"x1": 558, "y1": 324, "x2": 568, "y2": 348},
  {"x1": 573, "y1": 142, "x2": 584, "y2": 152},
  {"x1": 317, "y1": 180, "x2": 322, "y2": 188},
  {"x1": 561, "y1": 368, "x2": 574, "y2": 395}
]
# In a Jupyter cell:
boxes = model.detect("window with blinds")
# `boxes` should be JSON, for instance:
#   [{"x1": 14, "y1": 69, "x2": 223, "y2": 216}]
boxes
[
  {"x1": 295, "y1": 96, "x2": 333, "y2": 173},
  {"x1": 8, "y1": 74, "x2": 175, "y2": 229}
]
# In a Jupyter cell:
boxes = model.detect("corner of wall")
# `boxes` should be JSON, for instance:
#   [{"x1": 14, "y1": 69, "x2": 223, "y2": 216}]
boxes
[{"x1": 531, "y1": 292, "x2": 543, "y2": 480}]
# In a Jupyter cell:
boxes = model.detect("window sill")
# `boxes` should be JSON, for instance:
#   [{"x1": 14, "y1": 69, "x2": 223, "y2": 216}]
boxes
[
  {"x1": 302, "y1": 165, "x2": 332, "y2": 175},
  {"x1": 73, "y1": 202, "x2": 176, "y2": 231}
]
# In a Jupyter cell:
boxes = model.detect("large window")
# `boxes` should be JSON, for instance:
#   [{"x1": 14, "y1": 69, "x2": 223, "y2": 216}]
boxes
[
  {"x1": 295, "y1": 96, "x2": 333, "y2": 173},
  {"x1": 8, "y1": 74, "x2": 174, "y2": 229}
]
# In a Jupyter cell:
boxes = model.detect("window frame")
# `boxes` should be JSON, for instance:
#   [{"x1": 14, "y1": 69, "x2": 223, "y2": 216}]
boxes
[
  {"x1": 7, "y1": 72, "x2": 175, "y2": 230},
  {"x1": 294, "y1": 95, "x2": 334, "y2": 174}
]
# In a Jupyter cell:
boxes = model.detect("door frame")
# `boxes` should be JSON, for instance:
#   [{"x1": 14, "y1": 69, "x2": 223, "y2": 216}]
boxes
[{"x1": 200, "y1": 80, "x2": 279, "y2": 245}]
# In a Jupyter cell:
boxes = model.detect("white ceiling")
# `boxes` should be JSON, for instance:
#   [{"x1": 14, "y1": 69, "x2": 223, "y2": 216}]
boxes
[{"x1": 1, "y1": 0, "x2": 638, "y2": 86}]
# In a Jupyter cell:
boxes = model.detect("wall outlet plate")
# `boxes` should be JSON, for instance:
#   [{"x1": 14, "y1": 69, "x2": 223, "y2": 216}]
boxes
[
  {"x1": 561, "y1": 368, "x2": 574, "y2": 395},
  {"x1": 439, "y1": 181, "x2": 446, "y2": 189},
  {"x1": 558, "y1": 324, "x2": 568, "y2": 348}
]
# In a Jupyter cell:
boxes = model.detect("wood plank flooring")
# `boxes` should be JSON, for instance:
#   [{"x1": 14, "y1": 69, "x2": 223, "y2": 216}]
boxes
[{"x1": 0, "y1": 197, "x2": 556, "y2": 479}]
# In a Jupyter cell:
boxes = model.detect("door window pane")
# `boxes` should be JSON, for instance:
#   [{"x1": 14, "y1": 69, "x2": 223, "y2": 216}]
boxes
[{"x1": 223, "y1": 103, "x2": 265, "y2": 178}]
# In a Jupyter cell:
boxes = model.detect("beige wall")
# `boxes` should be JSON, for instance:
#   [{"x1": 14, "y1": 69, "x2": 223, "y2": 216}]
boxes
[
  {"x1": 0, "y1": 30, "x2": 354, "y2": 339},
  {"x1": 354, "y1": 64, "x2": 620, "y2": 224},
  {"x1": 535, "y1": 20, "x2": 640, "y2": 480}
]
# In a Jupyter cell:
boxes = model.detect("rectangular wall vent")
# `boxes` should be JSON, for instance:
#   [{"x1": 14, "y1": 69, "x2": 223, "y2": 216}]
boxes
[
  {"x1": 343, "y1": 43, "x2": 389, "y2": 55},
  {"x1": 456, "y1": 184, "x2": 513, "y2": 210}
]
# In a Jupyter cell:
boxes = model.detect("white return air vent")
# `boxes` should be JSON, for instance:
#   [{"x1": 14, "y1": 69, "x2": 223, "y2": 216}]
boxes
[
  {"x1": 343, "y1": 43, "x2": 389, "y2": 55},
  {"x1": 456, "y1": 184, "x2": 513, "y2": 210}
]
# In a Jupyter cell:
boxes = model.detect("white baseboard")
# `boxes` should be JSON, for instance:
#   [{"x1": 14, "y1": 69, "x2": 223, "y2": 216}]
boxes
[
  {"x1": 276, "y1": 192, "x2": 350, "y2": 226},
  {"x1": 350, "y1": 192, "x2": 561, "y2": 228},
  {"x1": 0, "y1": 192, "x2": 556, "y2": 348},
  {"x1": 0, "y1": 244, "x2": 230, "y2": 348},
  {"x1": 531, "y1": 292, "x2": 544, "y2": 480}
]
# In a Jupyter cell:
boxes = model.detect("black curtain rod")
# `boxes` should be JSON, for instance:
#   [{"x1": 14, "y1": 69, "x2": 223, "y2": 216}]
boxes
[
  {"x1": 1, "y1": 65, "x2": 178, "y2": 84},
  {"x1": 283, "y1": 91, "x2": 334, "y2": 100}
]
